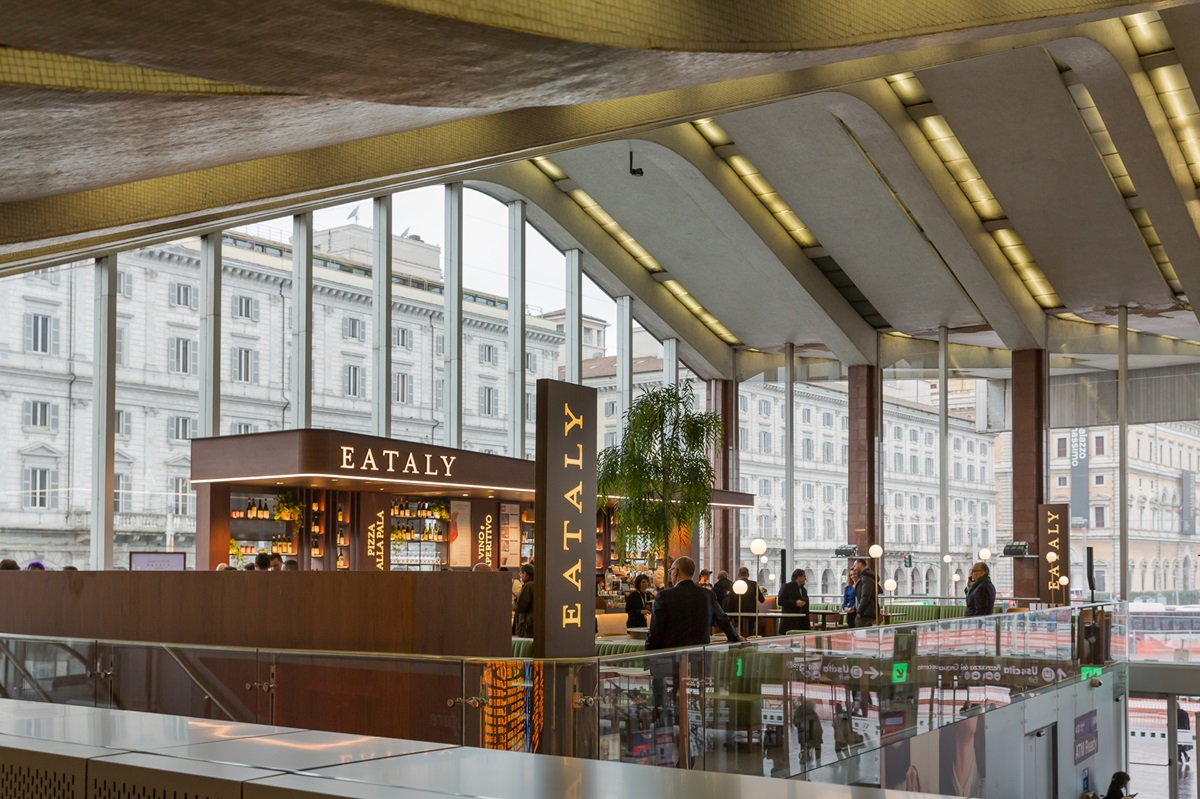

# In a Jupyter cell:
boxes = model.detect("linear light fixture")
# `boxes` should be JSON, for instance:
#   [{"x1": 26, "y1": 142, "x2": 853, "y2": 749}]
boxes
[
  {"x1": 529, "y1": 156, "x2": 742, "y2": 345},
  {"x1": 885, "y1": 73, "x2": 1063, "y2": 311},
  {"x1": 1063, "y1": 77, "x2": 1183, "y2": 295},
  {"x1": 1123, "y1": 12, "x2": 1200, "y2": 186},
  {"x1": 189, "y1": 472, "x2": 535, "y2": 494},
  {"x1": 692, "y1": 118, "x2": 820, "y2": 248}
]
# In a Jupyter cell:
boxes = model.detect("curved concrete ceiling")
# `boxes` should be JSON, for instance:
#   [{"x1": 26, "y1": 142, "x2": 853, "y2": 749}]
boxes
[
  {"x1": 717, "y1": 96, "x2": 984, "y2": 337},
  {"x1": 920, "y1": 46, "x2": 1175, "y2": 314},
  {"x1": 552, "y1": 139, "x2": 874, "y2": 362}
]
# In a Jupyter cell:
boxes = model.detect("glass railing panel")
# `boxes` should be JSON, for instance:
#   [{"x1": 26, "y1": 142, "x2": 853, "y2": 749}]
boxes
[
  {"x1": 594, "y1": 649, "x2": 655, "y2": 765},
  {"x1": 260, "y1": 650, "x2": 465, "y2": 744},
  {"x1": 102, "y1": 642, "x2": 259, "y2": 722},
  {"x1": 0, "y1": 635, "x2": 104, "y2": 707},
  {"x1": 1128, "y1": 607, "x2": 1200, "y2": 662}
]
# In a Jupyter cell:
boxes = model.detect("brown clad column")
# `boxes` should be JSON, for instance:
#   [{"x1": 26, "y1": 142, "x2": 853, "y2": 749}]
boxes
[
  {"x1": 1012, "y1": 349, "x2": 1047, "y2": 601},
  {"x1": 195, "y1": 483, "x2": 230, "y2": 571},
  {"x1": 848, "y1": 365, "x2": 880, "y2": 561},
  {"x1": 709, "y1": 379, "x2": 739, "y2": 573}
]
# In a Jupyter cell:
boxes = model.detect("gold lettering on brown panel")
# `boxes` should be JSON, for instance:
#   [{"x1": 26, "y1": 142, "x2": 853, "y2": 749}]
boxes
[
  {"x1": 1038, "y1": 503, "x2": 1070, "y2": 604},
  {"x1": 533, "y1": 380, "x2": 597, "y2": 658}
]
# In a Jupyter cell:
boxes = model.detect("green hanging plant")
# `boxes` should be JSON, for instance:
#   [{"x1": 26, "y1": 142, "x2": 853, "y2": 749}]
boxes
[
  {"x1": 272, "y1": 490, "x2": 304, "y2": 525},
  {"x1": 597, "y1": 381, "x2": 724, "y2": 564}
]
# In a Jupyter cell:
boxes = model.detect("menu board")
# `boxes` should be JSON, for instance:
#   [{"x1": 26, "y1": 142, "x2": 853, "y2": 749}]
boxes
[{"x1": 500, "y1": 502, "x2": 521, "y2": 568}]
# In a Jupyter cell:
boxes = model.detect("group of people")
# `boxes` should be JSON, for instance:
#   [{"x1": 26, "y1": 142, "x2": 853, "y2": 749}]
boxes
[
  {"x1": 216, "y1": 553, "x2": 299, "y2": 571},
  {"x1": 0, "y1": 559, "x2": 60, "y2": 570}
]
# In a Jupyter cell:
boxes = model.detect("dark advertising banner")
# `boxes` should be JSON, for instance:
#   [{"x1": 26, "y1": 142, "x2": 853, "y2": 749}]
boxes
[
  {"x1": 1070, "y1": 428, "x2": 1089, "y2": 529},
  {"x1": 1038, "y1": 503, "x2": 1070, "y2": 604},
  {"x1": 473, "y1": 499, "x2": 500, "y2": 569},
  {"x1": 358, "y1": 493, "x2": 391, "y2": 571},
  {"x1": 1074, "y1": 709, "x2": 1098, "y2": 764},
  {"x1": 533, "y1": 379, "x2": 597, "y2": 659},
  {"x1": 1183, "y1": 471, "x2": 1196, "y2": 535}
]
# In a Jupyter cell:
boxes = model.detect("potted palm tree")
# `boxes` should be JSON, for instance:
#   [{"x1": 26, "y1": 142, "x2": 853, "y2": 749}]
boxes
[{"x1": 597, "y1": 381, "x2": 724, "y2": 569}]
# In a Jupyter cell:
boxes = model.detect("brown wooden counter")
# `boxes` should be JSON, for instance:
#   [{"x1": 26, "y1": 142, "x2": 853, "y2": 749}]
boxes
[{"x1": 0, "y1": 570, "x2": 511, "y2": 658}]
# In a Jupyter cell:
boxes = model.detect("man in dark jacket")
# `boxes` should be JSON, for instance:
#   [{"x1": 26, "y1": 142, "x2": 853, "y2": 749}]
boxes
[
  {"x1": 852, "y1": 558, "x2": 878, "y2": 627},
  {"x1": 964, "y1": 561, "x2": 996, "y2": 617},
  {"x1": 778, "y1": 568, "x2": 811, "y2": 633},
  {"x1": 646, "y1": 556, "x2": 740, "y2": 650},
  {"x1": 712, "y1": 570, "x2": 734, "y2": 610},
  {"x1": 732, "y1": 565, "x2": 766, "y2": 637}
]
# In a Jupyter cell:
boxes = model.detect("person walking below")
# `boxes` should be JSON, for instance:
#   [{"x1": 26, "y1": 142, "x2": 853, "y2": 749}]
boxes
[
  {"x1": 842, "y1": 569, "x2": 857, "y2": 628},
  {"x1": 1102, "y1": 770, "x2": 1136, "y2": 799},
  {"x1": 964, "y1": 561, "x2": 995, "y2": 617},
  {"x1": 778, "y1": 569, "x2": 811, "y2": 633},
  {"x1": 511, "y1": 563, "x2": 534, "y2": 637},
  {"x1": 852, "y1": 558, "x2": 877, "y2": 627}
]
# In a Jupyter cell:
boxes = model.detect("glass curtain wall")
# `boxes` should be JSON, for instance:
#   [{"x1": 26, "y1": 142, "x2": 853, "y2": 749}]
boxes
[
  {"x1": 735, "y1": 369, "x2": 785, "y2": 593},
  {"x1": 792, "y1": 357, "x2": 849, "y2": 601},
  {"x1": 881, "y1": 337, "x2": 943, "y2": 599},
  {"x1": 2, "y1": 262, "x2": 95, "y2": 568},
  {"x1": 582, "y1": 273, "x2": 616, "y2": 457},
  {"x1": 114, "y1": 240, "x2": 197, "y2": 567},
  {"x1": 524, "y1": 221, "x2": 566, "y2": 454}
]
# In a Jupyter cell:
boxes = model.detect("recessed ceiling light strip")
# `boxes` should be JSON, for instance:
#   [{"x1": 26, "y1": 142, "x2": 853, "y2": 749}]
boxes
[{"x1": 530, "y1": 156, "x2": 741, "y2": 345}]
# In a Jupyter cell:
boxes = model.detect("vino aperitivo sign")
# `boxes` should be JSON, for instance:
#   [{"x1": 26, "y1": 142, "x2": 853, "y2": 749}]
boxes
[{"x1": 533, "y1": 378, "x2": 597, "y2": 659}]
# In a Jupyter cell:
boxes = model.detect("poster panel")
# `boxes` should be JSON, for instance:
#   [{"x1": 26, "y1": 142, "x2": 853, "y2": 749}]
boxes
[{"x1": 449, "y1": 500, "x2": 472, "y2": 568}]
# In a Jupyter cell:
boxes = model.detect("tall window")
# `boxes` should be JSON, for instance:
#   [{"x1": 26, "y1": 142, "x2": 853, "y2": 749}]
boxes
[
  {"x1": 759, "y1": 431, "x2": 772, "y2": 454},
  {"x1": 169, "y1": 282, "x2": 198, "y2": 309},
  {"x1": 758, "y1": 399, "x2": 771, "y2": 416},
  {"x1": 823, "y1": 441, "x2": 834, "y2": 462},
  {"x1": 117, "y1": 269, "x2": 133, "y2": 298},
  {"x1": 23, "y1": 399, "x2": 59, "y2": 431},
  {"x1": 479, "y1": 385, "x2": 498, "y2": 416},
  {"x1": 1095, "y1": 435, "x2": 1106, "y2": 456},
  {"x1": 168, "y1": 415, "x2": 197, "y2": 441},
  {"x1": 479, "y1": 343, "x2": 498, "y2": 365},
  {"x1": 344, "y1": 363, "x2": 365, "y2": 398},
  {"x1": 232, "y1": 294, "x2": 260, "y2": 321},
  {"x1": 802, "y1": 438, "x2": 814, "y2": 460},
  {"x1": 393, "y1": 371, "x2": 413, "y2": 405},
  {"x1": 169, "y1": 476, "x2": 194, "y2": 516},
  {"x1": 169, "y1": 336, "x2": 198, "y2": 375},
  {"x1": 525, "y1": 352, "x2": 538, "y2": 372},
  {"x1": 231, "y1": 346, "x2": 259, "y2": 384},
  {"x1": 803, "y1": 516, "x2": 815, "y2": 539},
  {"x1": 343, "y1": 316, "x2": 366, "y2": 341},
  {"x1": 22, "y1": 465, "x2": 58, "y2": 509},
  {"x1": 803, "y1": 483, "x2": 815, "y2": 501},
  {"x1": 115, "y1": 408, "x2": 132, "y2": 438},
  {"x1": 759, "y1": 478, "x2": 772, "y2": 497},
  {"x1": 392, "y1": 325, "x2": 414, "y2": 350},
  {"x1": 113, "y1": 473, "x2": 132, "y2": 513},
  {"x1": 24, "y1": 313, "x2": 59, "y2": 355}
]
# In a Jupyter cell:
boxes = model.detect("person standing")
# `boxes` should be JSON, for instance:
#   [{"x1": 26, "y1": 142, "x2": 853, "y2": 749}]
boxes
[
  {"x1": 852, "y1": 558, "x2": 878, "y2": 627},
  {"x1": 964, "y1": 561, "x2": 996, "y2": 617},
  {"x1": 733, "y1": 566, "x2": 766, "y2": 637},
  {"x1": 625, "y1": 574, "x2": 653, "y2": 628},
  {"x1": 1180, "y1": 705, "x2": 1193, "y2": 764},
  {"x1": 843, "y1": 569, "x2": 858, "y2": 627},
  {"x1": 713, "y1": 570, "x2": 734, "y2": 610},
  {"x1": 511, "y1": 563, "x2": 534, "y2": 637},
  {"x1": 777, "y1": 569, "x2": 811, "y2": 633},
  {"x1": 645, "y1": 556, "x2": 740, "y2": 650}
]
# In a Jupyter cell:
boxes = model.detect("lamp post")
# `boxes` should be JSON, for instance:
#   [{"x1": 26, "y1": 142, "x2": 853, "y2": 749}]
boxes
[
  {"x1": 869, "y1": 544, "x2": 883, "y2": 624},
  {"x1": 943, "y1": 554, "x2": 953, "y2": 601},
  {"x1": 883, "y1": 577, "x2": 898, "y2": 619},
  {"x1": 732, "y1": 578, "x2": 750, "y2": 637}
]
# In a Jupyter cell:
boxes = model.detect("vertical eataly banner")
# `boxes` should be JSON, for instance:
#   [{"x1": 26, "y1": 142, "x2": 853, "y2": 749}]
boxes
[
  {"x1": 1038, "y1": 503, "x2": 1070, "y2": 604},
  {"x1": 533, "y1": 378, "x2": 597, "y2": 659}
]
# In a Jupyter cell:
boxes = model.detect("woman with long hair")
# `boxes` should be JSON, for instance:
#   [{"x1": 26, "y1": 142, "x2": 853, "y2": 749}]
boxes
[{"x1": 625, "y1": 573, "x2": 653, "y2": 628}]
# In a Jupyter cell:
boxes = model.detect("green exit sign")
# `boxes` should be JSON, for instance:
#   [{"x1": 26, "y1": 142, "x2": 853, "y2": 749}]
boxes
[
  {"x1": 1081, "y1": 666, "x2": 1102, "y2": 681},
  {"x1": 892, "y1": 663, "x2": 909, "y2": 683}
]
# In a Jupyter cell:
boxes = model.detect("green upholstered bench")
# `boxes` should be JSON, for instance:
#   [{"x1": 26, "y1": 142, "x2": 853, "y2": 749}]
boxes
[
  {"x1": 511, "y1": 637, "x2": 534, "y2": 658},
  {"x1": 595, "y1": 640, "x2": 646, "y2": 658},
  {"x1": 887, "y1": 604, "x2": 940, "y2": 624}
]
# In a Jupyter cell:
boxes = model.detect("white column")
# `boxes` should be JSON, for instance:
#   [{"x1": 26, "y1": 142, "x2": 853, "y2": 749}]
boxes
[
  {"x1": 1118, "y1": 305, "x2": 1129, "y2": 600},
  {"x1": 507, "y1": 201, "x2": 527, "y2": 457},
  {"x1": 663, "y1": 338, "x2": 679, "y2": 386},
  {"x1": 939, "y1": 325, "x2": 950, "y2": 597},
  {"x1": 616, "y1": 295, "x2": 633, "y2": 443},
  {"x1": 199, "y1": 233, "x2": 222, "y2": 438},
  {"x1": 291, "y1": 212, "x2": 314, "y2": 429},
  {"x1": 372, "y1": 195, "x2": 393, "y2": 438},
  {"x1": 444, "y1": 183, "x2": 464, "y2": 447},
  {"x1": 784, "y1": 343, "x2": 796, "y2": 582},
  {"x1": 91, "y1": 255, "x2": 117, "y2": 570},
  {"x1": 564, "y1": 249, "x2": 583, "y2": 384}
]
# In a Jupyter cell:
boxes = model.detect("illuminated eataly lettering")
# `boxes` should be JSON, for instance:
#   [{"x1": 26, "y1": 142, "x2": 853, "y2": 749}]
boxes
[
  {"x1": 560, "y1": 401, "x2": 586, "y2": 629},
  {"x1": 339, "y1": 446, "x2": 456, "y2": 477},
  {"x1": 1045, "y1": 509, "x2": 1063, "y2": 592}
]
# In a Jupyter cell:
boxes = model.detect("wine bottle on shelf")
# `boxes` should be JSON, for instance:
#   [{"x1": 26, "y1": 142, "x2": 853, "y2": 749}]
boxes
[
  {"x1": 260, "y1": 499, "x2": 269, "y2": 518},
  {"x1": 337, "y1": 505, "x2": 344, "y2": 523},
  {"x1": 245, "y1": 497, "x2": 255, "y2": 519},
  {"x1": 311, "y1": 536, "x2": 320, "y2": 557},
  {"x1": 337, "y1": 527, "x2": 347, "y2": 546},
  {"x1": 336, "y1": 548, "x2": 348, "y2": 569}
]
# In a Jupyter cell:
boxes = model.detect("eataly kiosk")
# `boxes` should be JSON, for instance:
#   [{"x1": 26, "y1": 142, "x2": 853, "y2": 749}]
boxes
[{"x1": 192, "y1": 429, "x2": 537, "y2": 573}]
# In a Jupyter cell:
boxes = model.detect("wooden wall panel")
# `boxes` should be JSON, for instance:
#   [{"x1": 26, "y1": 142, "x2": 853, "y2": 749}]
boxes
[{"x1": 0, "y1": 572, "x2": 511, "y2": 658}]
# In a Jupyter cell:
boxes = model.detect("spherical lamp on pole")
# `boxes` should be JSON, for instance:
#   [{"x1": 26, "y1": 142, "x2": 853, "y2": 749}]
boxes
[
  {"x1": 732, "y1": 579, "x2": 750, "y2": 638},
  {"x1": 978, "y1": 548, "x2": 992, "y2": 561},
  {"x1": 750, "y1": 538, "x2": 768, "y2": 556}
]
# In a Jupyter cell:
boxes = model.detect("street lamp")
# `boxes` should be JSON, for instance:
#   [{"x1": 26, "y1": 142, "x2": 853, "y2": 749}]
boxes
[
  {"x1": 868, "y1": 544, "x2": 883, "y2": 623},
  {"x1": 732, "y1": 579, "x2": 755, "y2": 637},
  {"x1": 978, "y1": 548, "x2": 992, "y2": 561},
  {"x1": 884, "y1": 577, "x2": 898, "y2": 616},
  {"x1": 750, "y1": 538, "x2": 768, "y2": 556}
]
